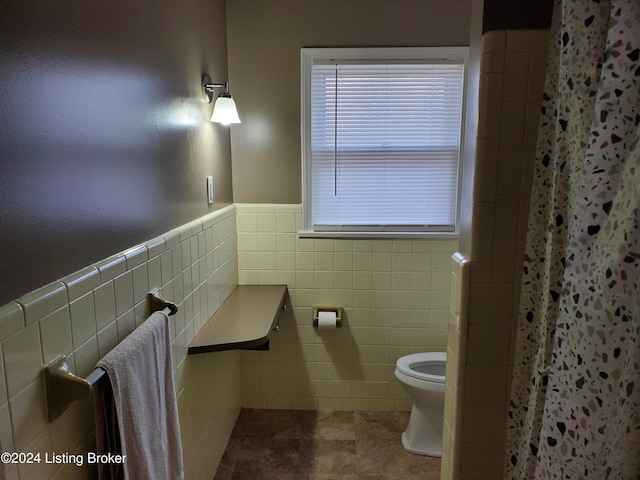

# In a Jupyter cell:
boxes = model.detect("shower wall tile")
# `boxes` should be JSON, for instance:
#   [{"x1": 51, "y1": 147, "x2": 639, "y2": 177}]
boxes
[
  {"x1": 477, "y1": 73, "x2": 503, "y2": 140},
  {"x1": 473, "y1": 140, "x2": 499, "y2": 202},
  {"x1": 506, "y1": 29, "x2": 550, "y2": 52},
  {"x1": 499, "y1": 101, "x2": 527, "y2": 148},
  {"x1": 520, "y1": 151, "x2": 537, "y2": 201},
  {"x1": 0, "y1": 205, "x2": 240, "y2": 480},
  {"x1": 462, "y1": 402, "x2": 507, "y2": 443},
  {"x1": 494, "y1": 195, "x2": 520, "y2": 239},
  {"x1": 460, "y1": 441, "x2": 505, "y2": 480},
  {"x1": 466, "y1": 324, "x2": 510, "y2": 365},
  {"x1": 442, "y1": 252, "x2": 469, "y2": 480},
  {"x1": 490, "y1": 239, "x2": 517, "y2": 282},
  {"x1": 236, "y1": 203, "x2": 457, "y2": 412},
  {"x1": 480, "y1": 52, "x2": 504, "y2": 73},
  {"x1": 528, "y1": 52, "x2": 549, "y2": 100},
  {"x1": 482, "y1": 31, "x2": 506, "y2": 53},
  {"x1": 464, "y1": 365, "x2": 508, "y2": 405},
  {"x1": 469, "y1": 202, "x2": 495, "y2": 263},
  {"x1": 496, "y1": 149, "x2": 523, "y2": 196},
  {"x1": 524, "y1": 102, "x2": 544, "y2": 150},
  {"x1": 458, "y1": 29, "x2": 549, "y2": 480},
  {"x1": 502, "y1": 53, "x2": 531, "y2": 101}
]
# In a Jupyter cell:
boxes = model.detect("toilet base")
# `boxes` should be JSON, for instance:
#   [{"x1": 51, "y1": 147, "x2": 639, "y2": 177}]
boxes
[{"x1": 401, "y1": 404, "x2": 443, "y2": 457}]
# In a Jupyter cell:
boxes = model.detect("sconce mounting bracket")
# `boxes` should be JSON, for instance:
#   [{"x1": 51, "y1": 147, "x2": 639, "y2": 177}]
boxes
[{"x1": 202, "y1": 74, "x2": 227, "y2": 103}]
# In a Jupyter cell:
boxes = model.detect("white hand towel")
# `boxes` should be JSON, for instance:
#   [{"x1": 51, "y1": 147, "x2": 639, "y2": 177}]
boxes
[{"x1": 96, "y1": 311, "x2": 184, "y2": 480}]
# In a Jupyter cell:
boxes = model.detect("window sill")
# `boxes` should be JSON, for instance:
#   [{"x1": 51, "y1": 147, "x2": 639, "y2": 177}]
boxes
[{"x1": 298, "y1": 230, "x2": 459, "y2": 240}]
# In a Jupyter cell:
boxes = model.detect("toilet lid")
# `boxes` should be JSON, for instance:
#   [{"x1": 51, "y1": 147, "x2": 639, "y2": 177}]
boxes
[{"x1": 396, "y1": 352, "x2": 446, "y2": 383}]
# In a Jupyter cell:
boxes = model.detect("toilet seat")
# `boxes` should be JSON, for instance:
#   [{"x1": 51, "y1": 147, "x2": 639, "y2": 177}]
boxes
[{"x1": 396, "y1": 352, "x2": 446, "y2": 383}]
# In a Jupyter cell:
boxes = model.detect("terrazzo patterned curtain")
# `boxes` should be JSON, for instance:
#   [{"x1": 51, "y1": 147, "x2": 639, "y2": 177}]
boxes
[{"x1": 506, "y1": 1, "x2": 640, "y2": 479}]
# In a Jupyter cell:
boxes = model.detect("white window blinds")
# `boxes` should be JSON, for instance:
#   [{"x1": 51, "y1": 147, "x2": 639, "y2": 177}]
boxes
[{"x1": 304, "y1": 51, "x2": 465, "y2": 234}]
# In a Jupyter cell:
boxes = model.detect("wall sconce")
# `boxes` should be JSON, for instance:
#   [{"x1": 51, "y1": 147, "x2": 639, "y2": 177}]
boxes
[{"x1": 202, "y1": 74, "x2": 241, "y2": 125}]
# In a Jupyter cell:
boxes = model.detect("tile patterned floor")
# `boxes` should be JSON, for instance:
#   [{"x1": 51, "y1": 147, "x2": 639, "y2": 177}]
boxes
[{"x1": 214, "y1": 409, "x2": 441, "y2": 480}]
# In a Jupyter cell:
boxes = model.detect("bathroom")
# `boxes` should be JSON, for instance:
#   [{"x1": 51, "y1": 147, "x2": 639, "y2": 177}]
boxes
[{"x1": 2, "y1": 0, "x2": 639, "y2": 479}]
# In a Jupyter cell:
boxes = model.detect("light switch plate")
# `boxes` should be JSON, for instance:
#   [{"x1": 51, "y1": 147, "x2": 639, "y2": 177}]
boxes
[{"x1": 206, "y1": 176, "x2": 213, "y2": 205}]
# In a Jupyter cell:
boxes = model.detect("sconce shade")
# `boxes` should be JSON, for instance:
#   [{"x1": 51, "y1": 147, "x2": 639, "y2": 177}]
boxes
[
  {"x1": 202, "y1": 74, "x2": 241, "y2": 125},
  {"x1": 211, "y1": 95, "x2": 241, "y2": 125}
]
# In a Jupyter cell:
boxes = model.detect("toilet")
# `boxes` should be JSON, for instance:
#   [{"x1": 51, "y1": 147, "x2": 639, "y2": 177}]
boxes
[{"x1": 394, "y1": 352, "x2": 446, "y2": 457}]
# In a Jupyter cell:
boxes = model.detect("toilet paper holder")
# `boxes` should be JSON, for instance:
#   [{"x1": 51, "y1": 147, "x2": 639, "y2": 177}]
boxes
[{"x1": 313, "y1": 306, "x2": 343, "y2": 328}]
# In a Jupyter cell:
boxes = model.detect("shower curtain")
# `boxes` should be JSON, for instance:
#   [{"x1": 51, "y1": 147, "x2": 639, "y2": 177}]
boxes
[{"x1": 506, "y1": 1, "x2": 640, "y2": 479}]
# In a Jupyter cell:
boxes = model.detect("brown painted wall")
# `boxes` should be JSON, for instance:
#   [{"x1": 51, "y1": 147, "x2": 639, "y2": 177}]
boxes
[
  {"x1": 227, "y1": 0, "x2": 472, "y2": 204},
  {"x1": 0, "y1": 0, "x2": 233, "y2": 305}
]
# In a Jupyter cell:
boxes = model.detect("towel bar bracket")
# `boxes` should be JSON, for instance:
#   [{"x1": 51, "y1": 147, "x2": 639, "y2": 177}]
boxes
[
  {"x1": 149, "y1": 290, "x2": 178, "y2": 316},
  {"x1": 44, "y1": 356, "x2": 95, "y2": 422},
  {"x1": 43, "y1": 291, "x2": 178, "y2": 423}
]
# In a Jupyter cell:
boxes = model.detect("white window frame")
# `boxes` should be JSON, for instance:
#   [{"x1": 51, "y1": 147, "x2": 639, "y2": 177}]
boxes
[{"x1": 300, "y1": 46, "x2": 468, "y2": 239}]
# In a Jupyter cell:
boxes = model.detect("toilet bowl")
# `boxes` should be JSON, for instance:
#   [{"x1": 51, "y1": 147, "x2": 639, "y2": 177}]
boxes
[{"x1": 394, "y1": 352, "x2": 446, "y2": 457}]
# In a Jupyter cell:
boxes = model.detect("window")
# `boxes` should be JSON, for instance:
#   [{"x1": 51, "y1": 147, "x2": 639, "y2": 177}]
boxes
[{"x1": 301, "y1": 47, "x2": 467, "y2": 237}]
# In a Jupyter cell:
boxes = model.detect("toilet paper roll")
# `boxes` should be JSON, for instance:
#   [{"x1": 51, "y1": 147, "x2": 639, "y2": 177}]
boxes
[{"x1": 317, "y1": 311, "x2": 337, "y2": 330}]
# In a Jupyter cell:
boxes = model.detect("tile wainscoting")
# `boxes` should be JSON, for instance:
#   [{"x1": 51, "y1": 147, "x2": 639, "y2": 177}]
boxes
[
  {"x1": 235, "y1": 204, "x2": 458, "y2": 412},
  {"x1": 0, "y1": 205, "x2": 240, "y2": 480},
  {"x1": 0, "y1": 201, "x2": 461, "y2": 479}
]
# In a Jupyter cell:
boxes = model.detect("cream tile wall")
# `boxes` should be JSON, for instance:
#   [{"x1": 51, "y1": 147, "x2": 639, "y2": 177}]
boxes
[
  {"x1": 0, "y1": 205, "x2": 240, "y2": 480},
  {"x1": 455, "y1": 30, "x2": 549, "y2": 480},
  {"x1": 441, "y1": 252, "x2": 469, "y2": 480},
  {"x1": 235, "y1": 203, "x2": 458, "y2": 411}
]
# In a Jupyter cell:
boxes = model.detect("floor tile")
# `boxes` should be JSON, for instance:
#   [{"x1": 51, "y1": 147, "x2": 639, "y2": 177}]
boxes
[
  {"x1": 216, "y1": 409, "x2": 440, "y2": 480},
  {"x1": 215, "y1": 438, "x2": 242, "y2": 478},
  {"x1": 234, "y1": 438, "x2": 300, "y2": 476},
  {"x1": 356, "y1": 440, "x2": 440, "y2": 479},
  {"x1": 354, "y1": 411, "x2": 410, "y2": 442},
  {"x1": 230, "y1": 408, "x2": 304, "y2": 439},
  {"x1": 298, "y1": 439, "x2": 357, "y2": 475},
  {"x1": 299, "y1": 410, "x2": 356, "y2": 440}
]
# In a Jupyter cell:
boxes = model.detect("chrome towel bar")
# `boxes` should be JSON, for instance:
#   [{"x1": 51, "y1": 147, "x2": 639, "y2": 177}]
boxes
[{"x1": 44, "y1": 290, "x2": 178, "y2": 422}]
